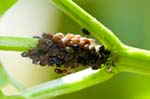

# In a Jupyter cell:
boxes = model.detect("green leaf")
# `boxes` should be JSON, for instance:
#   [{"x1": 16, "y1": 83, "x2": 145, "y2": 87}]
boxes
[{"x1": 0, "y1": 0, "x2": 17, "y2": 17}]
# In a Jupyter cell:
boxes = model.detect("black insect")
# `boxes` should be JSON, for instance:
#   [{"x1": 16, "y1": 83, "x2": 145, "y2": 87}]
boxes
[
  {"x1": 55, "y1": 68, "x2": 71, "y2": 75},
  {"x1": 81, "y1": 28, "x2": 90, "y2": 35}
]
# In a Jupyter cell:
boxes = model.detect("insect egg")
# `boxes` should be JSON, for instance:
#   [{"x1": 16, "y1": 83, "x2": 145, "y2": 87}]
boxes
[
  {"x1": 88, "y1": 38, "x2": 95, "y2": 45},
  {"x1": 79, "y1": 40, "x2": 85, "y2": 46},
  {"x1": 71, "y1": 38, "x2": 80, "y2": 44},
  {"x1": 61, "y1": 38, "x2": 70, "y2": 46},
  {"x1": 55, "y1": 33, "x2": 64, "y2": 38},
  {"x1": 80, "y1": 37, "x2": 89, "y2": 42},
  {"x1": 66, "y1": 33, "x2": 74, "y2": 39},
  {"x1": 83, "y1": 44, "x2": 89, "y2": 49},
  {"x1": 74, "y1": 34, "x2": 81, "y2": 39},
  {"x1": 52, "y1": 35, "x2": 62, "y2": 43}
]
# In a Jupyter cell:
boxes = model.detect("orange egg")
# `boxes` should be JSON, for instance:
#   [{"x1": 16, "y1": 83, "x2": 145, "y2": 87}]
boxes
[
  {"x1": 61, "y1": 38, "x2": 70, "y2": 46},
  {"x1": 66, "y1": 33, "x2": 74, "y2": 39},
  {"x1": 79, "y1": 40, "x2": 85, "y2": 46},
  {"x1": 80, "y1": 37, "x2": 90, "y2": 44},
  {"x1": 88, "y1": 38, "x2": 95, "y2": 45},
  {"x1": 52, "y1": 35, "x2": 62, "y2": 43},
  {"x1": 55, "y1": 33, "x2": 64, "y2": 38},
  {"x1": 71, "y1": 38, "x2": 80, "y2": 44},
  {"x1": 74, "y1": 34, "x2": 81, "y2": 39}
]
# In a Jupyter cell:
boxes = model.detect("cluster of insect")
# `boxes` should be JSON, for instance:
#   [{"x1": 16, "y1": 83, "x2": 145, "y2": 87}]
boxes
[{"x1": 21, "y1": 29, "x2": 111, "y2": 74}]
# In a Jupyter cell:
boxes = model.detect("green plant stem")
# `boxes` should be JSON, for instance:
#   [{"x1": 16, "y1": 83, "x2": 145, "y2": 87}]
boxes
[
  {"x1": 116, "y1": 45, "x2": 150, "y2": 75},
  {"x1": 0, "y1": 36, "x2": 38, "y2": 51},
  {"x1": 50, "y1": 0, "x2": 123, "y2": 50},
  {"x1": 0, "y1": 95, "x2": 25, "y2": 99},
  {"x1": 21, "y1": 67, "x2": 118, "y2": 99}
]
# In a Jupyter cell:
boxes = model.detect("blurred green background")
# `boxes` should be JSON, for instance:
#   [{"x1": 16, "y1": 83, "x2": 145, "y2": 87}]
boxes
[
  {"x1": 0, "y1": 0, "x2": 16, "y2": 16},
  {"x1": 0, "y1": 0, "x2": 150, "y2": 99},
  {"x1": 54, "y1": 0, "x2": 150, "y2": 99}
]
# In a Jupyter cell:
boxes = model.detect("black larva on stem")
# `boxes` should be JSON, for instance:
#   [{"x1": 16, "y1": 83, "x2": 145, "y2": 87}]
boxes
[{"x1": 21, "y1": 33, "x2": 111, "y2": 74}]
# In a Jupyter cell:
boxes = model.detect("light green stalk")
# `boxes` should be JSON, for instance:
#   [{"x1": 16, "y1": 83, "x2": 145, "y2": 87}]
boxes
[{"x1": 0, "y1": 36, "x2": 38, "y2": 51}]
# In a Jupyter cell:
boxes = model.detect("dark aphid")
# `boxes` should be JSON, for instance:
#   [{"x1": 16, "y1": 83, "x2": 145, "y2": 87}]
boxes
[
  {"x1": 81, "y1": 28, "x2": 90, "y2": 35},
  {"x1": 79, "y1": 51, "x2": 86, "y2": 57},
  {"x1": 32, "y1": 36, "x2": 41, "y2": 39},
  {"x1": 64, "y1": 54, "x2": 73, "y2": 62},
  {"x1": 99, "y1": 45, "x2": 105, "y2": 54},
  {"x1": 58, "y1": 52, "x2": 65, "y2": 59},
  {"x1": 65, "y1": 47, "x2": 74, "y2": 53},
  {"x1": 78, "y1": 58, "x2": 87, "y2": 65},
  {"x1": 39, "y1": 56, "x2": 49, "y2": 66},
  {"x1": 62, "y1": 70, "x2": 72, "y2": 74},
  {"x1": 48, "y1": 58, "x2": 55, "y2": 66},
  {"x1": 71, "y1": 44, "x2": 79, "y2": 49},
  {"x1": 99, "y1": 45, "x2": 111, "y2": 55},
  {"x1": 22, "y1": 49, "x2": 39, "y2": 58},
  {"x1": 104, "y1": 49, "x2": 111, "y2": 55},
  {"x1": 55, "y1": 68, "x2": 71, "y2": 74},
  {"x1": 37, "y1": 43, "x2": 49, "y2": 52},
  {"x1": 42, "y1": 33, "x2": 54, "y2": 39},
  {"x1": 48, "y1": 47, "x2": 59, "y2": 56},
  {"x1": 39, "y1": 61, "x2": 47, "y2": 66},
  {"x1": 42, "y1": 33, "x2": 48, "y2": 39},
  {"x1": 91, "y1": 66, "x2": 99, "y2": 70},
  {"x1": 21, "y1": 52, "x2": 29, "y2": 57},
  {"x1": 55, "y1": 68, "x2": 63, "y2": 74},
  {"x1": 88, "y1": 45, "x2": 96, "y2": 52},
  {"x1": 53, "y1": 57, "x2": 63, "y2": 67},
  {"x1": 98, "y1": 45, "x2": 111, "y2": 61}
]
